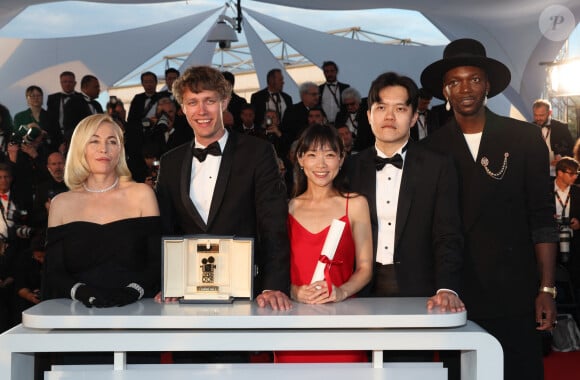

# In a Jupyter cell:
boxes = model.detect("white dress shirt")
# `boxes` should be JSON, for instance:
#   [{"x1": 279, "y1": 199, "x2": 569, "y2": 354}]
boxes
[
  {"x1": 375, "y1": 145, "x2": 406, "y2": 265},
  {"x1": 189, "y1": 131, "x2": 228, "y2": 224}
]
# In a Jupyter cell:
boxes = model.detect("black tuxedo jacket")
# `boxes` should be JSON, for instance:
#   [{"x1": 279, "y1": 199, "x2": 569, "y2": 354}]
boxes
[
  {"x1": 425, "y1": 109, "x2": 558, "y2": 319},
  {"x1": 62, "y1": 94, "x2": 103, "y2": 134},
  {"x1": 228, "y1": 92, "x2": 248, "y2": 127},
  {"x1": 46, "y1": 92, "x2": 79, "y2": 147},
  {"x1": 281, "y1": 101, "x2": 309, "y2": 147},
  {"x1": 156, "y1": 131, "x2": 290, "y2": 295},
  {"x1": 345, "y1": 140, "x2": 463, "y2": 297},
  {"x1": 128, "y1": 92, "x2": 160, "y2": 125},
  {"x1": 410, "y1": 109, "x2": 441, "y2": 141},
  {"x1": 565, "y1": 185, "x2": 580, "y2": 279},
  {"x1": 546, "y1": 119, "x2": 574, "y2": 157},
  {"x1": 250, "y1": 88, "x2": 293, "y2": 127}
]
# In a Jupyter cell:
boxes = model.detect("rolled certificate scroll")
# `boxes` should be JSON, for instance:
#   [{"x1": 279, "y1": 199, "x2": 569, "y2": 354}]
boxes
[{"x1": 310, "y1": 218, "x2": 346, "y2": 284}]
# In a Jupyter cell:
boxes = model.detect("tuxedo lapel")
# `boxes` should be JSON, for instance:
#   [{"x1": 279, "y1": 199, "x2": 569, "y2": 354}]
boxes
[
  {"x1": 179, "y1": 142, "x2": 207, "y2": 231},
  {"x1": 206, "y1": 133, "x2": 235, "y2": 228},
  {"x1": 359, "y1": 149, "x2": 378, "y2": 221},
  {"x1": 394, "y1": 141, "x2": 418, "y2": 248}
]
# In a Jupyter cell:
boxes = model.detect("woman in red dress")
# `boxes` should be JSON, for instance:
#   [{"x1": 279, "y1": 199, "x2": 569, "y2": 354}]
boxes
[{"x1": 275, "y1": 124, "x2": 373, "y2": 363}]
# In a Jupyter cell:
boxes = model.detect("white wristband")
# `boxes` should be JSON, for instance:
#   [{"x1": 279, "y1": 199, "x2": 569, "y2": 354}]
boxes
[
  {"x1": 127, "y1": 283, "x2": 144, "y2": 299},
  {"x1": 70, "y1": 282, "x2": 86, "y2": 301}
]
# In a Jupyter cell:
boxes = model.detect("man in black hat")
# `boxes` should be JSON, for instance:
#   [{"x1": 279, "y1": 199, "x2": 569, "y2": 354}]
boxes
[{"x1": 422, "y1": 38, "x2": 558, "y2": 380}]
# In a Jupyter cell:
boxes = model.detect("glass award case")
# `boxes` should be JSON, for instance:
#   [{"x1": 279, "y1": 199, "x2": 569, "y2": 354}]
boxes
[{"x1": 162, "y1": 235, "x2": 254, "y2": 303}]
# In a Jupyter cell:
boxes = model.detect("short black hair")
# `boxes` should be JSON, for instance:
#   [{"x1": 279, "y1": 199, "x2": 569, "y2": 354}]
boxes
[
  {"x1": 141, "y1": 71, "x2": 158, "y2": 83},
  {"x1": 322, "y1": 61, "x2": 338, "y2": 71},
  {"x1": 221, "y1": 71, "x2": 235, "y2": 86},
  {"x1": 266, "y1": 69, "x2": 282, "y2": 84},
  {"x1": 80, "y1": 75, "x2": 98, "y2": 88},
  {"x1": 368, "y1": 72, "x2": 419, "y2": 113},
  {"x1": 165, "y1": 68, "x2": 180, "y2": 77}
]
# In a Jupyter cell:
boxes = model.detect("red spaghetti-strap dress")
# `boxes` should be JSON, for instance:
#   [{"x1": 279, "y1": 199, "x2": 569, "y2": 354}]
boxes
[{"x1": 275, "y1": 198, "x2": 368, "y2": 363}]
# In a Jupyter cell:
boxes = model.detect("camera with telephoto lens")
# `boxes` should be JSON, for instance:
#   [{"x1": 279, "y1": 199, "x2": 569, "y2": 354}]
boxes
[
  {"x1": 156, "y1": 112, "x2": 170, "y2": 130},
  {"x1": 149, "y1": 160, "x2": 161, "y2": 183},
  {"x1": 143, "y1": 112, "x2": 170, "y2": 138},
  {"x1": 10, "y1": 125, "x2": 42, "y2": 146},
  {"x1": 558, "y1": 216, "x2": 573, "y2": 263},
  {"x1": 5, "y1": 208, "x2": 34, "y2": 240}
]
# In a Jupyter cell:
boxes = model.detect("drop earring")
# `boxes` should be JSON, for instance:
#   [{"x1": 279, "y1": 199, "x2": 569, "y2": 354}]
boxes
[
  {"x1": 483, "y1": 93, "x2": 488, "y2": 106},
  {"x1": 445, "y1": 99, "x2": 451, "y2": 111}
]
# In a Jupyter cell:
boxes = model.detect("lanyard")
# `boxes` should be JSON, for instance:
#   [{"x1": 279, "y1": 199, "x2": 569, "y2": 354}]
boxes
[
  {"x1": 555, "y1": 190, "x2": 570, "y2": 217},
  {"x1": 326, "y1": 84, "x2": 340, "y2": 108}
]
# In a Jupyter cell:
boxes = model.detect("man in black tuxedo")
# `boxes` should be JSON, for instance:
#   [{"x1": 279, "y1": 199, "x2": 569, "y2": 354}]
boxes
[
  {"x1": 422, "y1": 38, "x2": 558, "y2": 380},
  {"x1": 62, "y1": 75, "x2": 103, "y2": 136},
  {"x1": 318, "y1": 60, "x2": 349, "y2": 124},
  {"x1": 156, "y1": 66, "x2": 291, "y2": 310},
  {"x1": 250, "y1": 68, "x2": 293, "y2": 127},
  {"x1": 532, "y1": 98, "x2": 575, "y2": 177},
  {"x1": 127, "y1": 71, "x2": 161, "y2": 134},
  {"x1": 46, "y1": 71, "x2": 78, "y2": 150},
  {"x1": 345, "y1": 71, "x2": 464, "y2": 377},
  {"x1": 345, "y1": 71, "x2": 464, "y2": 306}
]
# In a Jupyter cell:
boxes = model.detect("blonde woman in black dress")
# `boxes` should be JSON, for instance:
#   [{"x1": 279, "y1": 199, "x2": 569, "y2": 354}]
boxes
[{"x1": 44, "y1": 114, "x2": 160, "y2": 307}]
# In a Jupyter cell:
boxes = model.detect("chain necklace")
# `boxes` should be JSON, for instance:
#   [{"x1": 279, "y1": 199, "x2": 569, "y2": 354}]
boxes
[
  {"x1": 480, "y1": 153, "x2": 509, "y2": 180},
  {"x1": 82, "y1": 177, "x2": 119, "y2": 193}
]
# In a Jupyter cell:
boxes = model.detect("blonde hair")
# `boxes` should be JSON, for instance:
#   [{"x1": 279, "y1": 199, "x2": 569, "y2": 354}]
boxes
[{"x1": 64, "y1": 114, "x2": 131, "y2": 190}]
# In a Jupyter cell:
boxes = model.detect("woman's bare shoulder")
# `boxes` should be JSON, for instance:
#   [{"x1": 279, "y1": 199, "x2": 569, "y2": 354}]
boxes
[
  {"x1": 48, "y1": 190, "x2": 83, "y2": 227},
  {"x1": 122, "y1": 181, "x2": 159, "y2": 216}
]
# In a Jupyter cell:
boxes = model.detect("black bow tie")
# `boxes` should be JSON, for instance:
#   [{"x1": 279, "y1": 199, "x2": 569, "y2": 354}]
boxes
[
  {"x1": 192, "y1": 141, "x2": 222, "y2": 163},
  {"x1": 375, "y1": 154, "x2": 403, "y2": 170}
]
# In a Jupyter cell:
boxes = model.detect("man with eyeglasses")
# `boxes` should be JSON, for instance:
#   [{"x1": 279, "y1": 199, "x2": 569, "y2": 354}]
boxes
[{"x1": 554, "y1": 157, "x2": 580, "y2": 265}]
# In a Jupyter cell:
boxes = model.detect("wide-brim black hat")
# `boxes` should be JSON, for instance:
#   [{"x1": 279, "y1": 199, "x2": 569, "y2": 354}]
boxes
[{"x1": 420, "y1": 38, "x2": 511, "y2": 100}]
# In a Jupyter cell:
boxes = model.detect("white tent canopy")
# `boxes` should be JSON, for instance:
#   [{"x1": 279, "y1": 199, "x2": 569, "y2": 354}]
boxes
[{"x1": 0, "y1": 0, "x2": 579, "y2": 119}]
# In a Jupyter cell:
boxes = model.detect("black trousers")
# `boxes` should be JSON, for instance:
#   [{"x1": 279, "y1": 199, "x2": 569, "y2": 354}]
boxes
[{"x1": 474, "y1": 315, "x2": 544, "y2": 380}]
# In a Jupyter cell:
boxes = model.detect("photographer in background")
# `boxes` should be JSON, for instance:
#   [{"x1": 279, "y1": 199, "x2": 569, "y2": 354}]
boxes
[
  {"x1": 145, "y1": 96, "x2": 192, "y2": 155},
  {"x1": 106, "y1": 96, "x2": 127, "y2": 129},
  {"x1": 7, "y1": 125, "x2": 51, "y2": 212},
  {"x1": 554, "y1": 158, "x2": 580, "y2": 264},
  {"x1": 30, "y1": 152, "x2": 69, "y2": 229},
  {"x1": 0, "y1": 163, "x2": 34, "y2": 332}
]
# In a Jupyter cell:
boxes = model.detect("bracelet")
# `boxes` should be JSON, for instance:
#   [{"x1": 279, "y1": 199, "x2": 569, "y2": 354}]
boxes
[
  {"x1": 70, "y1": 282, "x2": 86, "y2": 301},
  {"x1": 127, "y1": 283, "x2": 144, "y2": 299}
]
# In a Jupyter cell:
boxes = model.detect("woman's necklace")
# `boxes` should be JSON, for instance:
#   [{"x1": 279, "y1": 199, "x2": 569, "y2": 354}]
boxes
[{"x1": 82, "y1": 177, "x2": 119, "y2": 193}]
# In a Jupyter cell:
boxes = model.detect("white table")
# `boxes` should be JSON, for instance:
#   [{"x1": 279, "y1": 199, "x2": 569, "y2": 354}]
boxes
[{"x1": 0, "y1": 297, "x2": 502, "y2": 380}]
